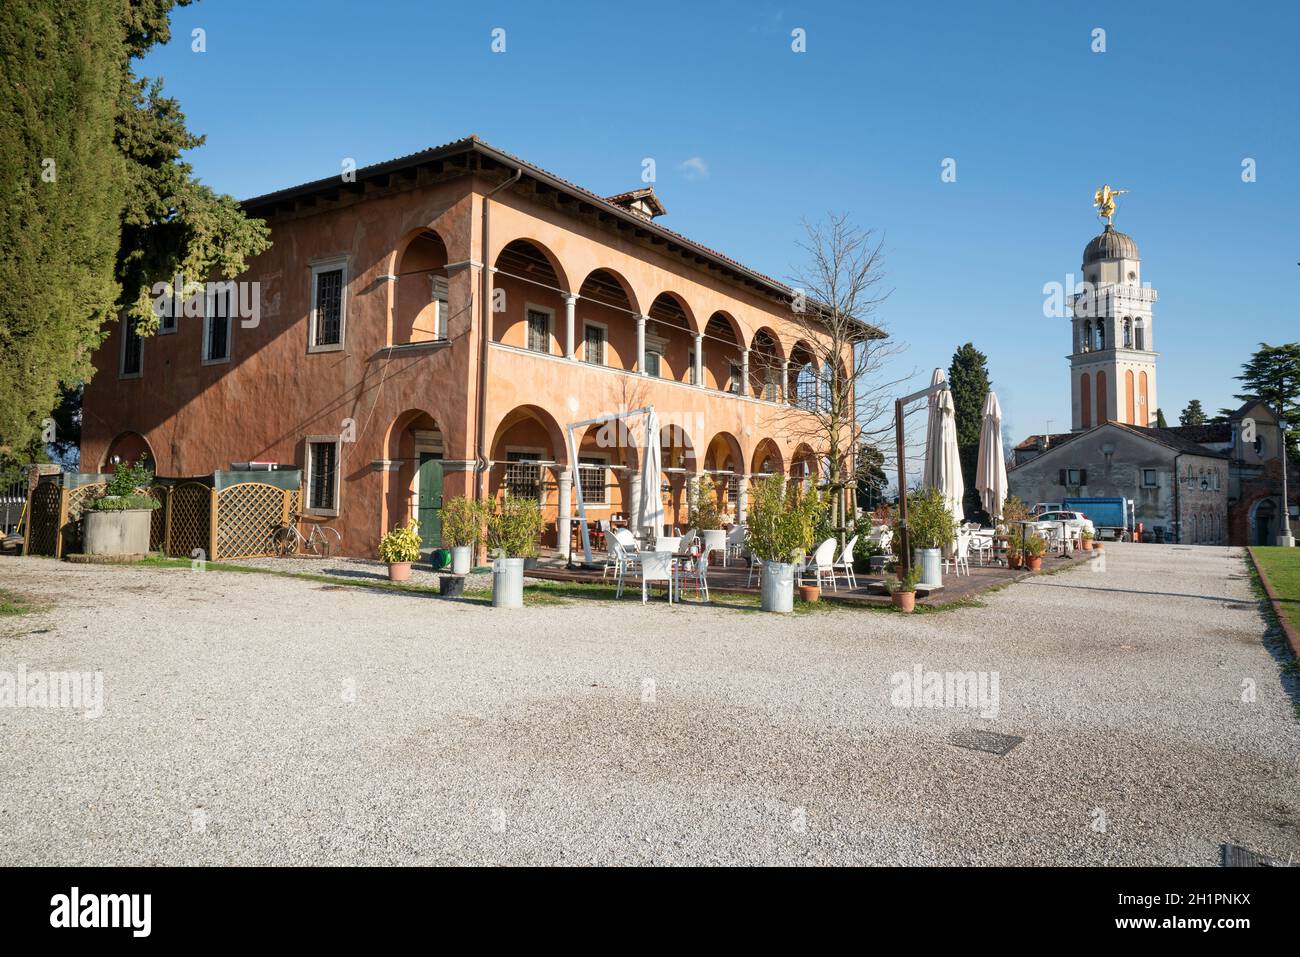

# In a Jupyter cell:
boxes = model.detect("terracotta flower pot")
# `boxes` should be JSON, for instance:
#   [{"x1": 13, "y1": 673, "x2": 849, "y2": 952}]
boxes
[
  {"x1": 387, "y1": 561, "x2": 412, "y2": 582},
  {"x1": 1081, "y1": 539, "x2": 1093, "y2": 551},
  {"x1": 798, "y1": 584, "x2": 821, "y2": 603},
  {"x1": 1008, "y1": 553, "x2": 1023, "y2": 569},
  {"x1": 892, "y1": 591, "x2": 916, "y2": 613},
  {"x1": 1027, "y1": 556, "x2": 1043, "y2": 572}
]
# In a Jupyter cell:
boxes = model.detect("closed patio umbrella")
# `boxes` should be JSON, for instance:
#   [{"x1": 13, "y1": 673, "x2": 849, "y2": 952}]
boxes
[
  {"x1": 975, "y1": 392, "x2": 1007, "y2": 522},
  {"x1": 923, "y1": 386, "x2": 965, "y2": 526},
  {"x1": 637, "y1": 408, "x2": 664, "y2": 542}
]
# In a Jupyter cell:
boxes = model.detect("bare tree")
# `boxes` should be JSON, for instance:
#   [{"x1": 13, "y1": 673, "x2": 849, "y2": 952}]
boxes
[{"x1": 759, "y1": 213, "x2": 912, "y2": 540}]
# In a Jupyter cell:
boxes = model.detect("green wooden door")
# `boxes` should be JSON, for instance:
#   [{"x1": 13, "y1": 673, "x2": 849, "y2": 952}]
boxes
[{"x1": 417, "y1": 453, "x2": 443, "y2": 550}]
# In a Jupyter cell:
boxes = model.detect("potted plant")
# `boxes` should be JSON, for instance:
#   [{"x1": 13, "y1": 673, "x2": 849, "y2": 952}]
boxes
[
  {"x1": 379, "y1": 520, "x2": 422, "y2": 581},
  {"x1": 441, "y1": 496, "x2": 483, "y2": 575},
  {"x1": 746, "y1": 475, "x2": 827, "y2": 613},
  {"x1": 1006, "y1": 527, "x2": 1024, "y2": 569},
  {"x1": 889, "y1": 565, "x2": 920, "y2": 613},
  {"x1": 901, "y1": 488, "x2": 957, "y2": 587},
  {"x1": 1080, "y1": 528, "x2": 1094, "y2": 551},
  {"x1": 1025, "y1": 533, "x2": 1047, "y2": 571},
  {"x1": 486, "y1": 495, "x2": 545, "y2": 608},
  {"x1": 82, "y1": 457, "x2": 161, "y2": 556}
]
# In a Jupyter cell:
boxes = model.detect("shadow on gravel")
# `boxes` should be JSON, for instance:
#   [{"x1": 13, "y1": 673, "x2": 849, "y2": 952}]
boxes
[{"x1": 1027, "y1": 580, "x2": 1257, "y2": 606}]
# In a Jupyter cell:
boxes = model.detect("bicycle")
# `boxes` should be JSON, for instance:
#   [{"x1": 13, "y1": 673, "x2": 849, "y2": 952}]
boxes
[{"x1": 272, "y1": 510, "x2": 343, "y2": 558}]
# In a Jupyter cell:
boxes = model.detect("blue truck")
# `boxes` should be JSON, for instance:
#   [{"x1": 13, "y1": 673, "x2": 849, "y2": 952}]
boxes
[{"x1": 1062, "y1": 497, "x2": 1134, "y2": 539}]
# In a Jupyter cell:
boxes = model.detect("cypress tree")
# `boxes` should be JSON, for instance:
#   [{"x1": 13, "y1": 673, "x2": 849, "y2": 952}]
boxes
[{"x1": 947, "y1": 342, "x2": 991, "y2": 520}]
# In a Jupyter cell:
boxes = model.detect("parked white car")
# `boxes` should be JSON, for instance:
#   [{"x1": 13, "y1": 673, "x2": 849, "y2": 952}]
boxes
[
  {"x1": 1032, "y1": 510, "x2": 1095, "y2": 536},
  {"x1": 1031, "y1": 502, "x2": 1061, "y2": 516}
]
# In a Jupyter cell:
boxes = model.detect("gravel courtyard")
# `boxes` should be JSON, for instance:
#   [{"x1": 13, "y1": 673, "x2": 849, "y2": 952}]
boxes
[{"x1": 1, "y1": 543, "x2": 1296, "y2": 866}]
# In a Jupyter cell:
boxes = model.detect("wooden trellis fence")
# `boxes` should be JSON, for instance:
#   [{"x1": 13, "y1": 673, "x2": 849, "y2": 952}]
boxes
[{"x1": 25, "y1": 476, "x2": 303, "y2": 562}]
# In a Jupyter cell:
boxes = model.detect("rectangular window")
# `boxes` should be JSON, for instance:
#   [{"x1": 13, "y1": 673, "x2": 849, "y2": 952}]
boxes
[
  {"x1": 307, "y1": 439, "x2": 340, "y2": 514},
  {"x1": 727, "y1": 475, "x2": 741, "y2": 505},
  {"x1": 583, "y1": 323, "x2": 606, "y2": 365},
  {"x1": 645, "y1": 349, "x2": 662, "y2": 378},
  {"x1": 688, "y1": 350, "x2": 697, "y2": 385},
  {"x1": 120, "y1": 317, "x2": 143, "y2": 378},
  {"x1": 729, "y1": 363, "x2": 742, "y2": 395},
  {"x1": 1066, "y1": 468, "x2": 1083, "y2": 485},
  {"x1": 526, "y1": 309, "x2": 550, "y2": 354},
  {"x1": 763, "y1": 373, "x2": 779, "y2": 402},
  {"x1": 310, "y1": 259, "x2": 346, "y2": 351},
  {"x1": 431, "y1": 275, "x2": 449, "y2": 340},
  {"x1": 203, "y1": 287, "x2": 231, "y2": 364},
  {"x1": 578, "y1": 455, "x2": 607, "y2": 505},
  {"x1": 505, "y1": 451, "x2": 541, "y2": 500},
  {"x1": 1142, "y1": 468, "x2": 1158, "y2": 487},
  {"x1": 159, "y1": 308, "x2": 177, "y2": 335}
]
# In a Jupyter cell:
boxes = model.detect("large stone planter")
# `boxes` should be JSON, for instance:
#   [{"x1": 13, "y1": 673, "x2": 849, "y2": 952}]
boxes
[
  {"x1": 491, "y1": 557, "x2": 525, "y2": 608},
  {"x1": 760, "y1": 560, "x2": 796, "y2": 613},
  {"x1": 913, "y1": 547, "x2": 942, "y2": 587},
  {"x1": 83, "y1": 508, "x2": 151, "y2": 557}
]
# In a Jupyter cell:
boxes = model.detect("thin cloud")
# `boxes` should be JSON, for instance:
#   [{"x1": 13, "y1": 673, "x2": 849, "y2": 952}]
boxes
[{"x1": 677, "y1": 157, "x2": 709, "y2": 180}]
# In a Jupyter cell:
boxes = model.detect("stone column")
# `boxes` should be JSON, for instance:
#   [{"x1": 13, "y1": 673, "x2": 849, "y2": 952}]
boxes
[
  {"x1": 736, "y1": 474, "x2": 749, "y2": 525},
  {"x1": 636, "y1": 315, "x2": 647, "y2": 375},
  {"x1": 562, "y1": 293, "x2": 577, "y2": 360},
  {"x1": 555, "y1": 466, "x2": 572, "y2": 560},
  {"x1": 693, "y1": 333, "x2": 703, "y2": 386},
  {"x1": 782, "y1": 359, "x2": 791, "y2": 404},
  {"x1": 740, "y1": 348, "x2": 749, "y2": 396}
]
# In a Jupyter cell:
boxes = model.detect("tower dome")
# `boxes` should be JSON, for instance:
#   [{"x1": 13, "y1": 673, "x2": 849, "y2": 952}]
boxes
[{"x1": 1082, "y1": 224, "x2": 1139, "y2": 264}]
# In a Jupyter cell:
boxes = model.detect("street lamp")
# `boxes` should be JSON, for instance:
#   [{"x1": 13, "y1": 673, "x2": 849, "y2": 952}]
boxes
[{"x1": 1279, "y1": 379, "x2": 1294, "y2": 547}]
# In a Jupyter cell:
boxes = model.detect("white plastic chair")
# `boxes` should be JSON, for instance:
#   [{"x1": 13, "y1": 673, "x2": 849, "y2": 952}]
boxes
[
  {"x1": 943, "y1": 532, "x2": 971, "y2": 576},
  {"x1": 610, "y1": 537, "x2": 640, "y2": 593},
  {"x1": 614, "y1": 527, "x2": 640, "y2": 556},
  {"x1": 969, "y1": 531, "x2": 994, "y2": 565},
  {"x1": 635, "y1": 551, "x2": 674, "y2": 604},
  {"x1": 678, "y1": 528, "x2": 698, "y2": 555},
  {"x1": 702, "y1": 529, "x2": 727, "y2": 564},
  {"x1": 832, "y1": 535, "x2": 859, "y2": 589},
  {"x1": 725, "y1": 525, "x2": 745, "y2": 566},
  {"x1": 674, "y1": 549, "x2": 710, "y2": 602},
  {"x1": 803, "y1": 538, "x2": 839, "y2": 591}
]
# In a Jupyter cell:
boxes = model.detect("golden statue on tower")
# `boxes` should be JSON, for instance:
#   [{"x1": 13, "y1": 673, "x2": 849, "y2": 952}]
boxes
[{"x1": 1093, "y1": 184, "x2": 1129, "y2": 224}]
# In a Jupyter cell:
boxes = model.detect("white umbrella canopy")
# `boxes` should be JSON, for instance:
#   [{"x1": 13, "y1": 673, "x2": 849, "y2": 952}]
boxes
[
  {"x1": 975, "y1": 391, "x2": 1008, "y2": 522},
  {"x1": 921, "y1": 367, "x2": 947, "y2": 492},
  {"x1": 637, "y1": 408, "x2": 664, "y2": 542},
  {"x1": 923, "y1": 387, "x2": 965, "y2": 525}
]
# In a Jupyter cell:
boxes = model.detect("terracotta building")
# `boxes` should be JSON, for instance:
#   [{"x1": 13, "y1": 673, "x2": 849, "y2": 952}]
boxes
[{"x1": 81, "y1": 137, "x2": 850, "y2": 558}]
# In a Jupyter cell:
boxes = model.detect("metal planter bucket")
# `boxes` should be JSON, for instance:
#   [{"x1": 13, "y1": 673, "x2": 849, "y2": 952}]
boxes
[
  {"x1": 760, "y1": 560, "x2": 796, "y2": 613},
  {"x1": 451, "y1": 546, "x2": 472, "y2": 576},
  {"x1": 913, "y1": 548, "x2": 942, "y2": 587},
  {"x1": 491, "y1": 557, "x2": 525, "y2": 608}
]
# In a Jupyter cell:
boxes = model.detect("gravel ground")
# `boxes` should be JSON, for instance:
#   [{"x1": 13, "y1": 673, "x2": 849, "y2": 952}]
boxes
[{"x1": 0, "y1": 543, "x2": 1296, "y2": 866}]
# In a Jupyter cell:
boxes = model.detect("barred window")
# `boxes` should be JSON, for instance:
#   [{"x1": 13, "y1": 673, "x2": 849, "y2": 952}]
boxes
[
  {"x1": 578, "y1": 456, "x2": 607, "y2": 505},
  {"x1": 688, "y1": 350, "x2": 697, "y2": 385},
  {"x1": 526, "y1": 309, "x2": 550, "y2": 353},
  {"x1": 584, "y1": 324, "x2": 605, "y2": 365},
  {"x1": 727, "y1": 475, "x2": 741, "y2": 505},
  {"x1": 729, "y1": 363, "x2": 742, "y2": 395},
  {"x1": 312, "y1": 266, "x2": 344, "y2": 348},
  {"x1": 120, "y1": 317, "x2": 143, "y2": 377},
  {"x1": 505, "y1": 451, "x2": 541, "y2": 500},
  {"x1": 308, "y1": 440, "x2": 339, "y2": 512},
  {"x1": 645, "y1": 349, "x2": 662, "y2": 378}
]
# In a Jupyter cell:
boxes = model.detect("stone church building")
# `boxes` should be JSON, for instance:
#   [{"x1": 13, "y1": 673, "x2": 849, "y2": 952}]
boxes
[{"x1": 1010, "y1": 211, "x2": 1296, "y2": 545}]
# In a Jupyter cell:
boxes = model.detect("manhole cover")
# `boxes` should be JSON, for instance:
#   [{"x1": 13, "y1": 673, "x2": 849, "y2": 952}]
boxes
[
  {"x1": 949, "y1": 730, "x2": 1024, "y2": 756},
  {"x1": 1221, "y1": 844, "x2": 1293, "y2": 867}
]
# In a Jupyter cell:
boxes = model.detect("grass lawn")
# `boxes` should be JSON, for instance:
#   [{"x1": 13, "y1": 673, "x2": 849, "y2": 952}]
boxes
[
  {"x1": 1252, "y1": 546, "x2": 1300, "y2": 633},
  {"x1": 0, "y1": 588, "x2": 38, "y2": 616}
]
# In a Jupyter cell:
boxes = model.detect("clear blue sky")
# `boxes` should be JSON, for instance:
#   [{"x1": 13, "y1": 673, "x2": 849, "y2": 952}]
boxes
[{"x1": 142, "y1": 0, "x2": 1299, "y2": 447}]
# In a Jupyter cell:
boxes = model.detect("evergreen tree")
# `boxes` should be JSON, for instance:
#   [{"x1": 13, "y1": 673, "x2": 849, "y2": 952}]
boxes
[
  {"x1": 854, "y1": 444, "x2": 888, "y2": 512},
  {"x1": 0, "y1": 0, "x2": 125, "y2": 463},
  {"x1": 1179, "y1": 399, "x2": 1207, "y2": 427},
  {"x1": 1234, "y1": 342, "x2": 1300, "y2": 456},
  {"x1": 1155, "y1": 408, "x2": 1168, "y2": 429},
  {"x1": 0, "y1": 0, "x2": 271, "y2": 467},
  {"x1": 947, "y1": 342, "x2": 990, "y2": 519}
]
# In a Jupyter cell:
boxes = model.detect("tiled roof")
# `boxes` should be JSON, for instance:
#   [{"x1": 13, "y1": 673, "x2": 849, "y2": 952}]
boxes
[
  {"x1": 1160, "y1": 423, "x2": 1232, "y2": 444},
  {"x1": 1013, "y1": 432, "x2": 1079, "y2": 451},
  {"x1": 240, "y1": 135, "x2": 800, "y2": 304}
]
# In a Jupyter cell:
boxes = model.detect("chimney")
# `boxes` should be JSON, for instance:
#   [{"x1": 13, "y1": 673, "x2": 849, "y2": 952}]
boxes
[{"x1": 604, "y1": 188, "x2": 666, "y2": 221}]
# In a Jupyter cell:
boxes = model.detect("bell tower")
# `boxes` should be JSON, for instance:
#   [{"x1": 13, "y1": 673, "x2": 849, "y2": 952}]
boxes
[{"x1": 1069, "y1": 187, "x2": 1159, "y2": 430}]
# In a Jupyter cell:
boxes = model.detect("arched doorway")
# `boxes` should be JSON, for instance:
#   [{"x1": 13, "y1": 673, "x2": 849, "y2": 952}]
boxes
[
  {"x1": 383, "y1": 410, "x2": 444, "y2": 551},
  {"x1": 102, "y1": 431, "x2": 156, "y2": 474}
]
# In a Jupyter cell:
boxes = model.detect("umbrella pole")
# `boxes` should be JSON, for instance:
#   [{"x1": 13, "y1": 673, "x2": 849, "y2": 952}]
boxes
[{"x1": 895, "y1": 397, "x2": 910, "y2": 580}]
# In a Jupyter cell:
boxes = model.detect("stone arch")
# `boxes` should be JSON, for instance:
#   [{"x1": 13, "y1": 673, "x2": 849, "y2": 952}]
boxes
[
  {"x1": 380, "y1": 409, "x2": 445, "y2": 547},
  {"x1": 392, "y1": 228, "x2": 449, "y2": 345},
  {"x1": 1080, "y1": 373, "x2": 1092, "y2": 429},
  {"x1": 101, "y1": 431, "x2": 156, "y2": 473},
  {"x1": 577, "y1": 268, "x2": 639, "y2": 369},
  {"x1": 492, "y1": 239, "x2": 570, "y2": 353},
  {"x1": 702, "y1": 312, "x2": 744, "y2": 392},
  {"x1": 751, "y1": 437, "x2": 784, "y2": 477},
  {"x1": 749, "y1": 328, "x2": 785, "y2": 400}
]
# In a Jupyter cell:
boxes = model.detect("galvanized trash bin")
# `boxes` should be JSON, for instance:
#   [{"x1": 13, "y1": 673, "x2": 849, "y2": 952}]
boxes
[{"x1": 491, "y1": 557, "x2": 525, "y2": 608}]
